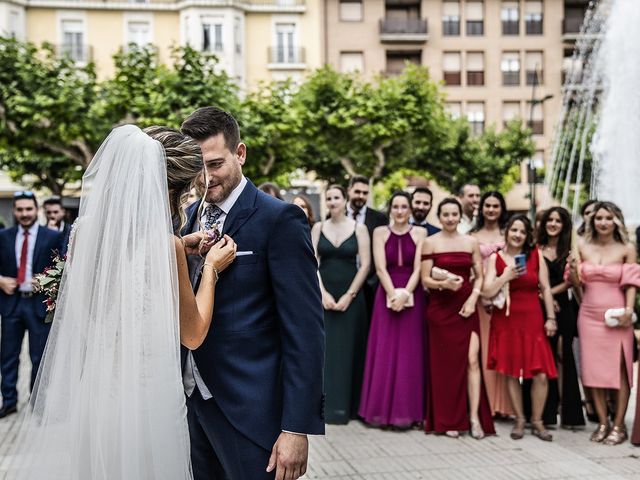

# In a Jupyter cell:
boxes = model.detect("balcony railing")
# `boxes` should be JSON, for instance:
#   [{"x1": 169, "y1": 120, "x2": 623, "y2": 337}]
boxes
[
  {"x1": 563, "y1": 17, "x2": 583, "y2": 34},
  {"x1": 268, "y1": 46, "x2": 305, "y2": 65},
  {"x1": 502, "y1": 20, "x2": 519, "y2": 35},
  {"x1": 248, "y1": 0, "x2": 305, "y2": 5},
  {"x1": 55, "y1": 43, "x2": 92, "y2": 63},
  {"x1": 526, "y1": 70, "x2": 543, "y2": 86},
  {"x1": 443, "y1": 71, "x2": 461, "y2": 86},
  {"x1": 528, "y1": 120, "x2": 544, "y2": 135},
  {"x1": 525, "y1": 18, "x2": 543, "y2": 34},
  {"x1": 467, "y1": 71, "x2": 484, "y2": 86},
  {"x1": 379, "y1": 17, "x2": 428, "y2": 42},
  {"x1": 502, "y1": 71, "x2": 520, "y2": 86}
]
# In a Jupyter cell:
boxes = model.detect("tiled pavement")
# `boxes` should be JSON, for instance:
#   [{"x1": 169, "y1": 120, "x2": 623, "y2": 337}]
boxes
[{"x1": 1, "y1": 344, "x2": 639, "y2": 479}]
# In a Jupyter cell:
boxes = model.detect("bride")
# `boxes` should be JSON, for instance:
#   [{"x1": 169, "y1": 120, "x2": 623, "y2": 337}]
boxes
[{"x1": 6, "y1": 125, "x2": 236, "y2": 479}]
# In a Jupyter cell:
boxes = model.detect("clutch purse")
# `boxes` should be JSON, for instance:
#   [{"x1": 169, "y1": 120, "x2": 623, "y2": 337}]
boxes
[
  {"x1": 431, "y1": 266, "x2": 462, "y2": 282},
  {"x1": 604, "y1": 308, "x2": 637, "y2": 327},
  {"x1": 386, "y1": 288, "x2": 415, "y2": 309}
]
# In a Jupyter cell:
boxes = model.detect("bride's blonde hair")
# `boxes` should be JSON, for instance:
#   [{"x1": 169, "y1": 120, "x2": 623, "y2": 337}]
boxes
[{"x1": 143, "y1": 126, "x2": 203, "y2": 232}]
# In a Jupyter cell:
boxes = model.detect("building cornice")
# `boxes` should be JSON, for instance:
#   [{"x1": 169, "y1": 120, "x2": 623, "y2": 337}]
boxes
[{"x1": 16, "y1": 0, "x2": 306, "y2": 13}]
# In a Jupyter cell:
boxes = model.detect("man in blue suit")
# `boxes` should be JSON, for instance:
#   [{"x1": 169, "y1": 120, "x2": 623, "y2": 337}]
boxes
[
  {"x1": 181, "y1": 107, "x2": 325, "y2": 480},
  {"x1": 0, "y1": 191, "x2": 63, "y2": 418}
]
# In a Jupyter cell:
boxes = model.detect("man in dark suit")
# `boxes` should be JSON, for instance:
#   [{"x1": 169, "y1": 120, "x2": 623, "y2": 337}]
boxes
[
  {"x1": 0, "y1": 191, "x2": 63, "y2": 418},
  {"x1": 42, "y1": 197, "x2": 71, "y2": 254},
  {"x1": 180, "y1": 107, "x2": 324, "y2": 480},
  {"x1": 410, "y1": 187, "x2": 441, "y2": 236}
]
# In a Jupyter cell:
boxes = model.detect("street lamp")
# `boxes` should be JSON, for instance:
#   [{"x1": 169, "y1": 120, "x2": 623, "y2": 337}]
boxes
[{"x1": 527, "y1": 63, "x2": 554, "y2": 221}]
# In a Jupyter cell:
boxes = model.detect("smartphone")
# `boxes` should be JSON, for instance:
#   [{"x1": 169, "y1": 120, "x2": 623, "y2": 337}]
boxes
[{"x1": 514, "y1": 253, "x2": 527, "y2": 275}]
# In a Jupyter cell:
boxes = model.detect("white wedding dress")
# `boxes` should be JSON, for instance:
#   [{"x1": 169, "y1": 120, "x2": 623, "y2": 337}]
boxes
[{"x1": 7, "y1": 125, "x2": 193, "y2": 479}]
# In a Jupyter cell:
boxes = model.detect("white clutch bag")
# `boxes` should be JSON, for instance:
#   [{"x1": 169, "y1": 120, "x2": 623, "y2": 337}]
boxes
[
  {"x1": 431, "y1": 266, "x2": 462, "y2": 282},
  {"x1": 386, "y1": 288, "x2": 415, "y2": 309},
  {"x1": 604, "y1": 308, "x2": 637, "y2": 327}
]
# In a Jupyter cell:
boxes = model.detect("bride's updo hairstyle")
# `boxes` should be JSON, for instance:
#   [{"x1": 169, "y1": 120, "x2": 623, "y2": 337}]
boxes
[{"x1": 143, "y1": 126, "x2": 203, "y2": 232}]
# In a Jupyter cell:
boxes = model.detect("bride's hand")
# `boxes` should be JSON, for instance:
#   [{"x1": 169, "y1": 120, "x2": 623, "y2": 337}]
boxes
[
  {"x1": 205, "y1": 235, "x2": 237, "y2": 273},
  {"x1": 181, "y1": 231, "x2": 207, "y2": 256}
]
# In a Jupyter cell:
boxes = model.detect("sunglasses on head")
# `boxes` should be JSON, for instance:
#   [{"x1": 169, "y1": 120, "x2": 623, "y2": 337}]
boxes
[{"x1": 13, "y1": 191, "x2": 35, "y2": 198}]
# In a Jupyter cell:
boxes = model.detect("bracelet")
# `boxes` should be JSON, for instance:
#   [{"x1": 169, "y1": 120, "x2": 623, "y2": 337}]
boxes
[
  {"x1": 546, "y1": 317, "x2": 556, "y2": 322},
  {"x1": 202, "y1": 263, "x2": 219, "y2": 282}
]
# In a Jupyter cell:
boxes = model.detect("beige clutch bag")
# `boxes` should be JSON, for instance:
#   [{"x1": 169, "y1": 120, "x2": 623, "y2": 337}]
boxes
[
  {"x1": 386, "y1": 288, "x2": 415, "y2": 309},
  {"x1": 431, "y1": 266, "x2": 462, "y2": 282}
]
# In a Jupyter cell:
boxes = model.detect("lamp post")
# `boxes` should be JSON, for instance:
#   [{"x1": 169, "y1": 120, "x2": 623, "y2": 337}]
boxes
[{"x1": 527, "y1": 63, "x2": 553, "y2": 221}]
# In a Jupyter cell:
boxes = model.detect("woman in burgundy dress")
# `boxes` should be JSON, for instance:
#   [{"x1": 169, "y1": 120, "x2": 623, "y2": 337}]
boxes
[
  {"x1": 483, "y1": 214, "x2": 558, "y2": 441},
  {"x1": 421, "y1": 198, "x2": 494, "y2": 439}
]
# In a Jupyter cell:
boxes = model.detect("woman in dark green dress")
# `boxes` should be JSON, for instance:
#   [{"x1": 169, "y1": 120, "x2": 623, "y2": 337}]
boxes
[{"x1": 312, "y1": 184, "x2": 371, "y2": 424}]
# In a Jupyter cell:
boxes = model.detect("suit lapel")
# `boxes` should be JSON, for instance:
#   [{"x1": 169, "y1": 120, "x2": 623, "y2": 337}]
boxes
[
  {"x1": 31, "y1": 226, "x2": 45, "y2": 267},
  {"x1": 182, "y1": 202, "x2": 200, "y2": 236},
  {"x1": 6, "y1": 227, "x2": 18, "y2": 270},
  {"x1": 222, "y1": 181, "x2": 259, "y2": 238}
]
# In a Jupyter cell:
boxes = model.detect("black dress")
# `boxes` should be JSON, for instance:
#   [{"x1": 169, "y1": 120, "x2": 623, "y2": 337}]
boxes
[{"x1": 523, "y1": 256, "x2": 585, "y2": 427}]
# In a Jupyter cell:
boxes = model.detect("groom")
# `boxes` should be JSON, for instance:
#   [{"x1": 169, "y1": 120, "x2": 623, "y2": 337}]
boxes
[{"x1": 181, "y1": 107, "x2": 325, "y2": 480}]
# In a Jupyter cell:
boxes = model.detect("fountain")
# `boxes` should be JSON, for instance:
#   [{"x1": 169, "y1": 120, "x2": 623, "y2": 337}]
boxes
[{"x1": 545, "y1": 0, "x2": 640, "y2": 225}]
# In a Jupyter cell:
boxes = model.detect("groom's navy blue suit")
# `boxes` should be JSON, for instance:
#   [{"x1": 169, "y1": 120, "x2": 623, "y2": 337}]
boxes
[{"x1": 182, "y1": 180, "x2": 325, "y2": 479}]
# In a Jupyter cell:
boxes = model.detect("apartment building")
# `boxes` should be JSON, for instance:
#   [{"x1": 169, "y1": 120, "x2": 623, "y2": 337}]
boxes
[
  {"x1": 324, "y1": 0, "x2": 590, "y2": 210},
  {"x1": 0, "y1": 0, "x2": 322, "y2": 87}
]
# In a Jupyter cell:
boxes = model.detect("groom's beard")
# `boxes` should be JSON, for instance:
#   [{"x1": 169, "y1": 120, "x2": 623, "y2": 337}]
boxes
[
  {"x1": 205, "y1": 167, "x2": 242, "y2": 204},
  {"x1": 412, "y1": 209, "x2": 428, "y2": 223}
]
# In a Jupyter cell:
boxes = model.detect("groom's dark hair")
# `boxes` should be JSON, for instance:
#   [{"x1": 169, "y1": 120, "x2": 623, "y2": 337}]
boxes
[{"x1": 181, "y1": 107, "x2": 241, "y2": 151}]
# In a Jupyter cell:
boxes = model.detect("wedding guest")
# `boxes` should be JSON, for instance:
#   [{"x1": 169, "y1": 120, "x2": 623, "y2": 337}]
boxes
[
  {"x1": 483, "y1": 214, "x2": 558, "y2": 441},
  {"x1": 410, "y1": 187, "x2": 440, "y2": 236},
  {"x1": 421, "y1": 198, "x2": 494, "y2": 439},
  {"x1": 529, "y1": 207, "x2": 584, "y2": 428},
  {"x1": 469, "y1": 191, "x2": 513, "y2": 418},
  {"x1": 258, "y1": 182, "x2": 283, "y2": 200},
  {"x1": 291, "y1": 194, "x2": 315, "y2": 227},
  {"x1": 570, "y1": 202, "x2": 639, "y2": 445},
  {"x1": 457, "y1": 184, "x2": 481, "y2": 234},
  {"x1": 359, "y1": 192, "x2": 426, "y2": 428},
  {"x1": 0, "y1": 191, "x2": 63, "y2": 418},
  {"x1": 43, "y1": 197, "x2": 71, "y2": 251},
  {"x1": 576, "y1": 199, "x2": 597, "y2": 237},
  {"x1": 312, "y1": 184, "x2": 370, "y2": 424}
]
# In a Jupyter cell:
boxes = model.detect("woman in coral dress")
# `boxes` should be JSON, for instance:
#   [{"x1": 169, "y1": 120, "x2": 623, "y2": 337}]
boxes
[
  {"x1": 470, "y1": 191, "x2": 513, "y2": 418},
  {"x1": 421, "y1": 198, "x2": 495, "y2": 439},
  {"x1": 569, "y1": 201, "x2": 639, "y2": 445},
  {"x1": 359, "y1": 192, "x2": 427, "y2": 428},
  {"x1": 483, "y1": 214, "x2": 558, "y2": 441}
]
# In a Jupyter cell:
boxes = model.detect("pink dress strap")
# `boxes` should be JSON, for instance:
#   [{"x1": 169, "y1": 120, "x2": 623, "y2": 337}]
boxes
[{"x1": 621, "y1": 263, "x2": 640, "y2": 288}]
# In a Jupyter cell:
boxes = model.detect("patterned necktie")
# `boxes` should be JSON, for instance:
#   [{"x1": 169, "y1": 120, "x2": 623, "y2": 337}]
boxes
[{"x1": 204, "y1": 204, "x2": 223, "y2": 242}]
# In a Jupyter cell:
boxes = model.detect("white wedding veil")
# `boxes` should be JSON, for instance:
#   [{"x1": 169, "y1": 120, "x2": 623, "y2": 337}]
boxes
[{"x1": 7, "y1": 125, "x2": 192, "y2": 479}]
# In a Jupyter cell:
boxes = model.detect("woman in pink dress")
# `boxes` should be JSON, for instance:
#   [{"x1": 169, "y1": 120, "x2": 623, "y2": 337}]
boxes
[
  {"x1": 569, "y1": 201, "x2": 640, "y2": 445},
  {"x1": 421, "y1": 198, "x2": 494, "y2": 439},
  {"x1": 470, "y1": 191, "x2": 513, "y2": 418}
]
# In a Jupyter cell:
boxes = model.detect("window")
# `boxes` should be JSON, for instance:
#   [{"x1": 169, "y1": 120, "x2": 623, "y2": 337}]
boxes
[
  {"x1": 275, "y1": 23, "x2": 297, "y2": 63},
  {"x1": 525, "y1": 0, "x2": 543, "y2": 35},
  {"x1": 528, "y1": 103, "x2": 544, "y2": 135},
  {"x1": 234, "y1": 17, "x2": 241, "y2": 54},
  {"x1": 466, "y1": 52, "x2": 484, "y2": 86},
  {"x1": 443, "y1": 52, "x2": 461, "y2": 86},
  {"x1": 525, "y1": 51, "x2": 543, "y2": 85},
  {"x1": 127, "y1": 21, "x2": 151, "y2": 47},
  {"x1": 501, "y1": 51, "x2": 520, "y2": 86},
  {"x1": 502, "y1": 101, "x2": 521, "y2": 127},
  {"x1": 202, "y1": 18, "x2": 223, "y2": 52},
  {"x1": 386, "y1": 50, "x2": 421, "y2": 76},
  {"x1": 467, "y1": 102, "x2": 485, "y2": 135},
  {"x1": 340, "y1": 0, "x2": 363, "y2": 22},
  {"x1": 465, "y1": 1, "x2": 484, "y2": 36},
  {"x1": 340, "y1": 51, "x2": 364, "y2": 73},
  {"x1": 442, "y1": 1, "x2": 460, "y2": 36},
  {"x1": 501, "y1": 1, "x2": 519, "y2": 35},
  {"x1": 61, "y1": 19, "x2": 86, "y2": 62},
  {"x1": 446, "y1": 102, "x2": 462, "y2": 119},
  {"x1": 9, "y1": 10, "x2": 20, "y2": 37}
]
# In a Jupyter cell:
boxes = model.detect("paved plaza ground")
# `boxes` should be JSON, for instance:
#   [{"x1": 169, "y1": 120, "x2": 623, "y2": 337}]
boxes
[{"x1": 1, "y1": 345, "x2": 639, "y2": 479}]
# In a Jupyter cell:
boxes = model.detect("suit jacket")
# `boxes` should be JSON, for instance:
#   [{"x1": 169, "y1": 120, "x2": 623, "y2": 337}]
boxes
[
  {"x1": 414, "y1": 221, "x2": 441, "y2": 236},
  {"x1": 181, "y1": 181, "x2": 325, "y2": 451},
  {"x1": 0, "y1": 226, "x2": 64, "y2": 318},
  {"x1": 364, "y1": 207, "x2": 389, "y2": 287}
]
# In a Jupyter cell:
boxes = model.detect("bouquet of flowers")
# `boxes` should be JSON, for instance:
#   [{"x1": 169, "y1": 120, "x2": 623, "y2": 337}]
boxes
[{"x1": 34, "y1": 253, "x2": 66, "y2": 323}]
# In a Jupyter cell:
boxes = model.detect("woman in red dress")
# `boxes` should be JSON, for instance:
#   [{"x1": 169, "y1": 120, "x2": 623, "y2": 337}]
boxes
[
  {"x1": 483, "y1": 214, "x2": 558, "y2": 441},
  {"x1": 421, "y1": 198, "x2": 495, "y2": 439}
]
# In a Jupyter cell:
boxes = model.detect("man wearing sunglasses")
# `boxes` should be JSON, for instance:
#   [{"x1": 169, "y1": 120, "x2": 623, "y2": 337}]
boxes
[{"x1": 0, "y1": 191, "x2": 64, "y2": 418}]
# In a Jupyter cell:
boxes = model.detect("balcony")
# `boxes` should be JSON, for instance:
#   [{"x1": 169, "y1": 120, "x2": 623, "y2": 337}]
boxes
[
  {"x1": 528, "y1": 120, "x2": 544, "y2": 135},
  {"x1": 246, "y1": 0, "x2": 306, "y2": 13},
  {"x1": 267, "y1": 46, "x2": 306, "y2": 70},
  {"x1": 55, "y1": 43, "x2": 92, "y2": 63},
  {"x1": 379, "y1": 18, "x2": 428, "y2": 43},
  {"x1": 562, "y1": 17, "x2": 583, "y2": 39}
]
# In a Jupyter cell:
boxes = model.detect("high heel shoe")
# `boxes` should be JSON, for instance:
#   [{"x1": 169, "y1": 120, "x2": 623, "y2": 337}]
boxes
[
  {"x1": 510, "y1": 417, "x2": 526, "y2": 440},
  {"x1": 531, "y1": 420, "x2": 553, "y2": 442},
  {"x1": 590, "y1": 424, "x2": 610, "y2": 443},
  {"x1": 445, "y1": 430, "x2": 460, "y2": 438},
  {"x1": 470, "y1": 419, "x2": 485, "y2": 440},
  {"x1": 603, "y1": 425, "x2": 627, "y2": 446}
]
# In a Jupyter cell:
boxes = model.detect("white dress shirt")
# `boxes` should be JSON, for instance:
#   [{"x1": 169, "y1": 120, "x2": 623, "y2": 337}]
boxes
[
  {"x1": 346, "y1": 204, "x2": 367, "y2": 225},
  {"x1": 183, "y1": 176, "x2": 248, "y2": 400},
  {"x1": 15, "y1": 223, "x2": 39, "y2": 292}
]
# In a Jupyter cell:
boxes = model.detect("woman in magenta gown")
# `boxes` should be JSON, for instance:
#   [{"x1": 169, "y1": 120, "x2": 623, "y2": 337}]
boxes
[
  {"x1": 359, "y1": 192, "x2": 427, "y2": 427},
  {"x1": 483, "y1": 214, "x2": 558, "y2": 441},
  {"x1": 421, "y1": 198, "x2": 494, "y2": 439}
]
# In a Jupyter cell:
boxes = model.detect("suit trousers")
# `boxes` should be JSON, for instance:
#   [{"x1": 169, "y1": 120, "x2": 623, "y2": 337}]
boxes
[
  {"x1": 187, "y1": 390, "x2": 275, "y2": 480},
  {"x1": 0, "y1": 295, "x2": 51, "y2": 407}
]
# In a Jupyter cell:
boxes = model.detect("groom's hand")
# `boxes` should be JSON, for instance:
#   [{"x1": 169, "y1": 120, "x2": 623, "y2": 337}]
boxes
[{"x1": 266, "y1": 432, "x2": 308, "y2": 480}]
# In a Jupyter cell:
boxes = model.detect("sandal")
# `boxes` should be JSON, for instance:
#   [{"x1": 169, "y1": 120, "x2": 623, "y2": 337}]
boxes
[
  {"x1": 590, "y1": 424, "x2": 610, "y2": 443},
  {"x1": 470, "y1": 418, "x2": 485, "y2": 440},
  {"x1": 445, "y1": 430, "x2": 460, "y2": 438},
  {"x1": 531, "y1": 420, "x2": 553, "y2": 442},
  {"x1": 510, "y1": 417, "x2": 526, "y2": 440},
  {"x1": 603, "y1": 425, "x2": 627, "y2": 446}
]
